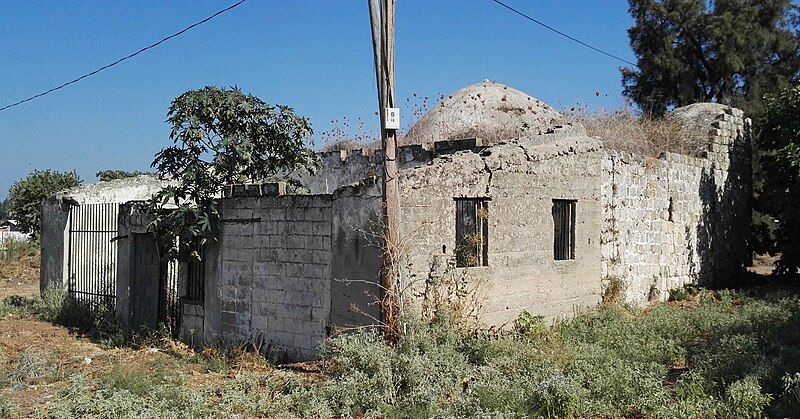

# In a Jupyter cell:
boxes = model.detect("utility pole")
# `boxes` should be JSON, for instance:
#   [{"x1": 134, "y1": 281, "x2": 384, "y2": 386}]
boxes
[{"x1": 368, "y1": 0, "x2": 400, "y2": 339}]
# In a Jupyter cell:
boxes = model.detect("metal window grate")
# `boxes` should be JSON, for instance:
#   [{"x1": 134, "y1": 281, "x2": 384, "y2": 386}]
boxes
[
  {"x1": 455, "y1": 198, "x2": 489, "y2": 268},
  {"x1": 552, "y1": 199, "x2": 576, "y2": 260}
]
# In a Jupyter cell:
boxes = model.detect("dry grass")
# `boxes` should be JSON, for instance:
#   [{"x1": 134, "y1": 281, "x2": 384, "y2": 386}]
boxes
[
  {"x1": 569, "y1": 107, "x2": 710, "y2": 157},
  {"x1": 319, "y1": 116, "x2": 377, "y2": 152},
  {"x1": 0, "y1": 242, "x2": 39, "y2": 299}
]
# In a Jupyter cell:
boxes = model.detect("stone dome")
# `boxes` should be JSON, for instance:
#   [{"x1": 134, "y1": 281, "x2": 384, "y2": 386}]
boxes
[{"x1": 401, "y1": 81, "x2": 566, "y2": 146}]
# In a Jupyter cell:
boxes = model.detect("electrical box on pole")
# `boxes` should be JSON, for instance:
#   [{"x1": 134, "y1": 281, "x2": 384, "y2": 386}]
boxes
[{"x1": 385, "y1": 108, "x2": 400, "y2": 130}]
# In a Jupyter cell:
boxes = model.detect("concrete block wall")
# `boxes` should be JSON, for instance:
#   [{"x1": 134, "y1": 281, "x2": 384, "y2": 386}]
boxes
[
  {"x1": 600, "y1": 104, "x2": 752, "y2": 304},
  {"x1": 214, "y1": 193, "x2": 334, "y2": 361}
]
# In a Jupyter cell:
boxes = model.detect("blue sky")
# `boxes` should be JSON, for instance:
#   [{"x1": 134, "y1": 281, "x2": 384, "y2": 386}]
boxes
[{"x1": 0, "y1": 1, "x2": 635, "y2": 198}]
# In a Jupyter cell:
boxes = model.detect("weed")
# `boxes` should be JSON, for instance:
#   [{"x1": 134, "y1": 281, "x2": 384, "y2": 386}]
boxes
[
  {"x1": 513, "y1": 310, "x2": 549, "y2": 340},
  {"x1": 37, "y1": 288, "x2": 800, "y2": 418},
  {"x1": 0, "y1": 397, "x2": 10, "y2": 419},
  {"x1": 567, "y1": 106, "x2": 708, "y2": 157},
  {"x1": 100, "y1": 366, "x2": 162, "y2": 398},
  {"x1": 12, "y1": 350, "x2": 57, "y2": 382},
  {"x1": 602, "y1": 276, "x2": 626, "y2": 304},
  {"x1": 34, "y1": 285, "x2": 123, "y2": 344}
]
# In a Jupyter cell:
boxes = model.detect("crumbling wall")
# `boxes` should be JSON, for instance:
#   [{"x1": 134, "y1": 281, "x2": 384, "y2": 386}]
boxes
[
  {"x1": 201, "y1": 182, "x2": 384, "y2": 360},
  {"x1": 398, "y1": 136, "x2": 604, "y2": 324},
  {"x1": 601, "y1": 104, "x2": 751, "y2": 304},
  {"x1": 291, "y1": 145, "x2": 435, "y2": 195}
]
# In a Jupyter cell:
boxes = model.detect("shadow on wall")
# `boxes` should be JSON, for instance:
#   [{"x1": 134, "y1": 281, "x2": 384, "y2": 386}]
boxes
[
  {"x1": 695, "y1": 113, "x2": 752, "y2": 288},
  {"x1": 329, "y1": 183, "x2": 384, "y2": 332}
]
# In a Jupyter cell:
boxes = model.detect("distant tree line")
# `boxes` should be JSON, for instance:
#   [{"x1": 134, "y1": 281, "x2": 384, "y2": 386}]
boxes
[{"x1": 6, "y1": 170, "x2": 81, "y2": 240}]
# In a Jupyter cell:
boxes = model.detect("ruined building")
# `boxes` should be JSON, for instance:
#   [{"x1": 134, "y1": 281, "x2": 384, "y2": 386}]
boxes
[{"x1": 41, "y1": 82, "x2": 751, "y2": 361}]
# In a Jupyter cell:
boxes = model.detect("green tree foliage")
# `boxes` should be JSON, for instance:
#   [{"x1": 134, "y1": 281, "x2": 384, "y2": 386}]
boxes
[
  {"x1": 0, "y1": 198, "x2": 9, "y2": 221},
  {"x1": 147, "y1": 86, "x2": 317, "y2": 259},
  {"x1": 95, "y1": 170, "x2": 151, "y2": 182},
  {"x1": 7, "y1": 170, "x2": 81, "y2": 239},
  {"x1": 622, "y1": 0, "x2": 800, "y2": 116},
  {"x1": 757, "y1": 85, "x2": 800, "y2": 274}
]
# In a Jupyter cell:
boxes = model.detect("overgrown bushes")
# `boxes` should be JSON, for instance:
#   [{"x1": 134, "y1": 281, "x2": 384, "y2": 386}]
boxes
[{"x1": 23, "y1": 288, "x2": 800, "y2": 418}]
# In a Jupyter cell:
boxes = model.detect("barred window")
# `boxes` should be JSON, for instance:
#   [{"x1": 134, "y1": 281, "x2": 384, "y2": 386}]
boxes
[
  {"x1": 186, "y1": 240, "x2": 205, "y2": 302},
  {"x1": 455, "y1": 198, "x2": 489, "y2": 267},
  {"x1": 552, "y1": 199, "x2": 576, "y2": 260}
]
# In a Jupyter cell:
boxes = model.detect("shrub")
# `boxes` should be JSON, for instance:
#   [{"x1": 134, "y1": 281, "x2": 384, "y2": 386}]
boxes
[
  {"x1": 40, "y1": 289, "x2": 800, "y2": 417},
  {"x1": 12, "y1": 350, "x2": 57, "y2": 382},
  {"x1": 725, "y1": 376, "x2": 771, "y2": 419},
  {"x1": 48, "y1": 375, "x2": 212, "y2": 419},
  {"x1": 7, "y1": 169, "x2": 81, "y2": 239},
  {"x1": 0, "y1": 397, "x2": 11, "y2": 419},
  {"x1": 758, "y1": 85, "x2": 800, "y2": 274},
  {"x1": 774, "y1": 372, "x2": 800, "y2": 416},
  {"x1": 513, "y1": 310, "x2": 549, "y2": 340},
  {"x1": 34, "y1": 285, "x2": 124, "y2": 345},
  {"x1": 100, "y1": 367, "x2": 163, "y2": 398}
]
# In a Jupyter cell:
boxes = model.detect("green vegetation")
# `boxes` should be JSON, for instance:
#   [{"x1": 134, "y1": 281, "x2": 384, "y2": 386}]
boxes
[
  {"x1": 3, "y1": 287, "x2": 797, "y2": 418},
  {"x1": 6, "y1": 169, "x2": 81, "y2": 239},
  {"x1": 0, "y1": 198, "x2": 9, "y2": 221},
  {"x1": 757, "y1": 85, "x2": 800, "y2": 274},
  {"x1": 147, "y1": 86, "x2": 317, "y2": 260},
  {"x1": 622, "y1": 0, "x2": 800, "y2": 116}
]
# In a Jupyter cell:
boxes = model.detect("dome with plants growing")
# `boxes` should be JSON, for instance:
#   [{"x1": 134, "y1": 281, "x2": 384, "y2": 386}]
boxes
[{"x1": 402, "y1": 81, "x2": 566, "y2": 146}]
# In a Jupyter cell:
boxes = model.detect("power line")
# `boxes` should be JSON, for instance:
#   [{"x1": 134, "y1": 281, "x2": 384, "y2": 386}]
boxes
[
  {"x1": 0, "y1": 0, "x2": 247, "y2": 112},
  {"x1": 490, "y1": 0, "x2": 639, "y2": 68}
]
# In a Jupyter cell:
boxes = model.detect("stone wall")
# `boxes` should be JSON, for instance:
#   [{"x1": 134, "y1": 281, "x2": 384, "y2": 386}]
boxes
[
  {"x1": 398, "y1": 136, "x2": 604, "y2": 325},
  {"x1": 197, "y1": 183, "x2": 385, "y2": 360},
  {"x1": 600, "y1": 104, "x2": 751, "y2": 304}
]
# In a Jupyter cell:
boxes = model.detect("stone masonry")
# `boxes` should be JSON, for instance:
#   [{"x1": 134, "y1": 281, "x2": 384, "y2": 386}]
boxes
[{"x1": 600, "y1": 104, "x2": 751, "y2": 304}]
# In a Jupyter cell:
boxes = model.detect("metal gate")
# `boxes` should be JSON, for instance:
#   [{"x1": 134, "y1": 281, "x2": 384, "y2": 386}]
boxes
[
  {"x1": 157, "y1": 256, "x2": 180, "y2": 335},
  {"x1": 67, "y1": 203, "x2": 119, "y2": 309}
]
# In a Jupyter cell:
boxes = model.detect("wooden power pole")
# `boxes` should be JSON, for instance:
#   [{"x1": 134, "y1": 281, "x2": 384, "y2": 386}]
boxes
[{"x1": 368, "y1": 0, "x2": 400, "y2": 338}]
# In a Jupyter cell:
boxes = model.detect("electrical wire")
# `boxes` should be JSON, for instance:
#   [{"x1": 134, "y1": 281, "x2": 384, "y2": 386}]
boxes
[
  {"x1": 0, "y1": 0, "x2": 247, "y2": 112},
  {"x1": 490, "y1": 0, "x2": 638, "y2": 68}
]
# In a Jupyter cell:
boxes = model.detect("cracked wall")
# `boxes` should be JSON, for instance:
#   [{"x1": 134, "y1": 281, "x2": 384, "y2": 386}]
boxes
[{"x1": 398, "y1": 137, "x2": 604, "y2": 324}]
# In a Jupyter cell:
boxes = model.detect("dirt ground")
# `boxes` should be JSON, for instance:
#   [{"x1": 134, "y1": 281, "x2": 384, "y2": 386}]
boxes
[
  {"x1": 0, "y1": 252, "x2": 38, "y2": 300},
  {"x1": 0, "y1": 250, "x2": 308, "y2": 417}
]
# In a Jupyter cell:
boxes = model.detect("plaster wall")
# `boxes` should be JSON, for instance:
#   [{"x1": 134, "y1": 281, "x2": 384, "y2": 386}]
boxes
[{"x1": 398, "y1": 137, "x2": 604, "y2": 325}]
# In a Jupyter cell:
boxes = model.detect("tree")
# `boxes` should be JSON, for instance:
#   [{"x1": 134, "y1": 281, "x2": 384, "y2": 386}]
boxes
[
  {"x1": 0, "y1": 198, "x2": 8, "y2": 221},
  {"x1": 147, "y1": 86, "x2": 317, "y2": 259},
  {"x1": 7, "y1": 170, "x2": 81, "y2": 239},
  {"x1": 96, "y1": 170, "x2": 151, "y2": 182},
  {"x1": 756, "y1": 85, "x2": 800, "y2": 274},
  {"x1": 622, "y1": 0, "x2": 800, "y2": 117}
]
